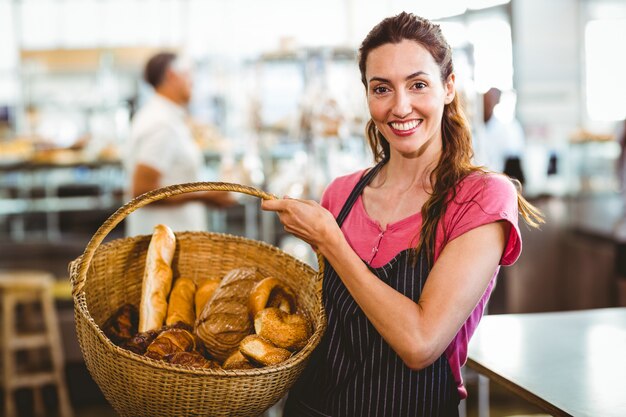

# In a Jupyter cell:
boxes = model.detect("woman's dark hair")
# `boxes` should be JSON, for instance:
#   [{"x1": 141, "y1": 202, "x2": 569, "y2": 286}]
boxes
[
  {"x1": 358, "y1": 12, "x2": 543, "y2": 265},
  {"x1": 144, "y1": 52, "x2": 177, "y2": 88}
]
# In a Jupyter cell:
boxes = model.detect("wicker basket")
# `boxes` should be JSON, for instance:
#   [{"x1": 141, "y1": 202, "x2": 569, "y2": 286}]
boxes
[{"x1": 70, "y1": 182, "x2": 326, "y2": 417}]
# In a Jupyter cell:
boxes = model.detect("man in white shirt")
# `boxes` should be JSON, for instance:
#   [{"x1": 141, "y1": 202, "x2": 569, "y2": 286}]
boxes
[
  {"x1": 124, "y1": 52, "x2": 234, "y2": 236},
  {"x1": 473, "y1": 87, "x2": 526, "y2": 185}
]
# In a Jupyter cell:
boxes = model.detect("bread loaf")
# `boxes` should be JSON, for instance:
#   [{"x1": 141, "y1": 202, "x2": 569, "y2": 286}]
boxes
[
  {"x1": 194, "y1": 278, "x2": 220, "y2": 319},
  {"x1": 166, "y1": 276, "x2": 196, "y2": 327},
  {"x1": 195, "y1": 267, "x2": 263, "y2": 361},
  {"x1": 239, "y1": 335, "x2": 291, "y2": 367},
  {"x1": 138, "y1": 224, "x2": 176, "y2": 332}
]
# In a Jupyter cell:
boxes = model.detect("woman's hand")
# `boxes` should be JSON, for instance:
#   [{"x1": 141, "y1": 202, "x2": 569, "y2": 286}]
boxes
[{"x1": 261, "y1": 197, "x2": 341, "y2": 252}]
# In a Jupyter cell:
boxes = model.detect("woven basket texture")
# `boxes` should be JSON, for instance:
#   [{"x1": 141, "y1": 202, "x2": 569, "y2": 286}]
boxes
[{"x1": 70, "y1": 182, "x2": 326, "y2": 417}]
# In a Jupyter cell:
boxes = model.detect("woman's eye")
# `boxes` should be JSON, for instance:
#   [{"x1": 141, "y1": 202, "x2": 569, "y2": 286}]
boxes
[
  {"x1": 413, "y1": 82, "x2": 427, "y2": 89},
  {"x1": 372, "y1": 86, "x2": 389, "y2": 94}
]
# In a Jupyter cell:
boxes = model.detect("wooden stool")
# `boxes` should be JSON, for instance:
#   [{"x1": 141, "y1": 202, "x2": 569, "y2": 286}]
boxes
[{"x1": 0, "y1": 271, "x2": 73, "y2": 417}]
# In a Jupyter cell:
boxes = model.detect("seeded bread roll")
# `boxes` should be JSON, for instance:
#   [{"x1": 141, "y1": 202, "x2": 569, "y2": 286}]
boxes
[
  {"x1": 239, "y1": 335, "x2": 291, "y2": 367},
  {"x1": 254, "y1": 307, "x2": 311, "y2": 351},
  {"x1": 195, "y1": 267, "x2": 263, "y2": 361},
  {"x1": 222, "y1": 350, "x2": 255, "y2": 370}
]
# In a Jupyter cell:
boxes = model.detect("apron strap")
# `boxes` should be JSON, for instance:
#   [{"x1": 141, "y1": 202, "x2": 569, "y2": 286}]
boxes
[{"x1": 335, "y1": 160, "x2": 386, "y2": 228}]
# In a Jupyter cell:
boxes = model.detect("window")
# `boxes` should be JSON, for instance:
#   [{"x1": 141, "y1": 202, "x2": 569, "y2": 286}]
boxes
[
  {"x1": 469, "y1": 18, "x2": 513, "y2": 93},
  {"x1": 585, "y1": 19, "x2": 626, "y2": 121}
]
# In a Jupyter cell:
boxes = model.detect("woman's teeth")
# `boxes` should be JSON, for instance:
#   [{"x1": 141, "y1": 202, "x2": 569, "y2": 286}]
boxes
[{"x1": 390, "y1": 120, "x2": 419, "y2": 131}]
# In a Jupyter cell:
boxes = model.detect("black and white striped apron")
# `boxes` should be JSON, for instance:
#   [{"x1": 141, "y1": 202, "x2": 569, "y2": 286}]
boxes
[{"x1": 284, "y1": 162, "x2": 460, "y2": 417}]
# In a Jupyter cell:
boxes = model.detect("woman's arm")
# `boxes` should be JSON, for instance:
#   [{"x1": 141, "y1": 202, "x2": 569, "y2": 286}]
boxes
[{"x1": 261, "y1": 197, "x2": 509, "y2": 370}]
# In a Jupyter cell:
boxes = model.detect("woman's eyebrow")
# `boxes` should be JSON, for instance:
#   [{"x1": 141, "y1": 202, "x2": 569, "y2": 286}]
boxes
[
  {"x1": 405, "y1": 70, "x2": 429, "y2": 80},
  {"x1": 368, "y1": 71, "x2": 429, "y2": 84}
]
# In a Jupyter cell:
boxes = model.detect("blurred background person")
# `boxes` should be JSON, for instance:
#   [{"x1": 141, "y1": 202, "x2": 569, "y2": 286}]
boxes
[
  {"x1": 616, "y1": 119, "x2": 626, "y2": 202},
  {"x1": 473, "y1": 87, "x2": 526, "y2": 185},
  {"x1": 124, "y1": 52, "x2": 235, "y2": 236},
  {"x1": 613, "y1": 118, "x2": 626, "y2": 307}
]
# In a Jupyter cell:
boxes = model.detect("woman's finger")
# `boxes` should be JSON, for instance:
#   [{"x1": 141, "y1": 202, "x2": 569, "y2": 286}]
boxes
[{"x1": 261, "y1": 198, "x2": 287, "y2": 211}]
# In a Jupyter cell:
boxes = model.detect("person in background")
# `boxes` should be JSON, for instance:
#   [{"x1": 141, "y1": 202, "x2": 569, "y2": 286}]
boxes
[
  {"x1": 262, "y1": 12, "x2": 543, "y2": 416},
  {"x1": 124, "y1": 52, "x2": 234, "y2": 236},
  {"x1": 474, "y1": 87, "x2": 527, "y2": 185},
  {"x1": 616, "y1": 119, "x2": 626, "y2": 198},
  {"x1": 613, "y1": 119, "x2": 626, "y2": 307}
]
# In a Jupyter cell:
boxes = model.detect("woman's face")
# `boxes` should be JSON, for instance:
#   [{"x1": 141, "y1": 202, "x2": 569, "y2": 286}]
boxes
[{"x1": 365, "y1": 39, "x2": 455, "y2": 159}]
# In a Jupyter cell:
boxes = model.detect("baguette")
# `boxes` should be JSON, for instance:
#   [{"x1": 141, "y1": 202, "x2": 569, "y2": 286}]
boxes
[
  {"x1": 166, "y1": 276, "x2": 196, "y2": 327},
  {"x1": 138, "y1": 224, "x2": 176, "y2": 332}
]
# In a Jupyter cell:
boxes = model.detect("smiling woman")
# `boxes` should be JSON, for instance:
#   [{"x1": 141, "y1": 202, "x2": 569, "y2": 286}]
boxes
[
  {"x1": 261, "y1": 11, "x2": 543, "y2": 417},
  {"x1": 365, "y1": 39, "x2": 454, "y2": 161}
]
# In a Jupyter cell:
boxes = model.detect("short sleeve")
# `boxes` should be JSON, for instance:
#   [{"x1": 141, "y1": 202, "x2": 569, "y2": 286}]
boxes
[
  {"x1": 320, "y1": 170, "x2": 365, "y2": 217},
  {"x1": 440, "y1": 173, "x2": 522, "y2": 265},
  {"x1": 134, "y1": 124, "x2": 177, "y2": 173}
]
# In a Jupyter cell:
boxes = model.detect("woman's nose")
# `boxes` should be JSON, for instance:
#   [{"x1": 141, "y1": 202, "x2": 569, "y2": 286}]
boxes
[{"x1": 392, "y1": 90, "x2": 412, "y2": 118}]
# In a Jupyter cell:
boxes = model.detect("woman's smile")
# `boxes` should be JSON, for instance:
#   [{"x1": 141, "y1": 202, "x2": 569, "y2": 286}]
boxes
[{"x1": 389, "y1": 119, "x2": 423, "y2": 136}]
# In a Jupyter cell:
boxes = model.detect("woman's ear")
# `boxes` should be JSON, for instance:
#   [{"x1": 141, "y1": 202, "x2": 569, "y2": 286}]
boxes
[{"x1": 444, "y1": 73, "x2": 456, "y2": 104}]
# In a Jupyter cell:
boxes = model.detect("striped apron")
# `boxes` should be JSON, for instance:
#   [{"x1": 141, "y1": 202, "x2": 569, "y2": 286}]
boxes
[{"x1": 283, "y1": 162, "x2": 460, "y2": 417}]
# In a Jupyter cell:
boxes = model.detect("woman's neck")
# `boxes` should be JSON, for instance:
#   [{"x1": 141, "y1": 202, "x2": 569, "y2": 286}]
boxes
[{"x1": 376, "y1": 148, "x2": 441, "y2": 192}]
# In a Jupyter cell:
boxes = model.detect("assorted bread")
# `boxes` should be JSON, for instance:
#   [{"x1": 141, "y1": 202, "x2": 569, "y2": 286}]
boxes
[
  {"x1": 195, "y1": 267, "x2": 263, "y2": 361},
  {"x1": 102, "y1": 223, "x2": 313, "y2": 371}
]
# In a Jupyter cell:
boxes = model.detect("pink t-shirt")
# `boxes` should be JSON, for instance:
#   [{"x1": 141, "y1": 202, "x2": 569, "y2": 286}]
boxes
[{"x1": 320, "y1": 169, "x2": 522, "y2": 399}]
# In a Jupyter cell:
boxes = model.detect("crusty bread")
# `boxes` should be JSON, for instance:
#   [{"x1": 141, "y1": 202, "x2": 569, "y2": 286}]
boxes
[
  {"x1": 195, "y1": 267, "x2": 263, "y2": 362},
  {"x1": 239, "y1": 334, "x2": 291, "y2": 367},
  {"x1": 194, "y1": 278, "x2": 220, "y2": 320},
  {"x1": 222, "y1": 350, "x2": 255, "y2": 370},
  {"x1": 248, "y1": 277, "x2": 297, "y2": 318},
  {"x1": 166, "y1": 277, "x2": 196, "y2": 327},
  {"x1": 138, "y1": 224, "x2": 176, "y2": 332},
  {"x1": 254, "y1": 307, "x2": 311, "y2": 351}
]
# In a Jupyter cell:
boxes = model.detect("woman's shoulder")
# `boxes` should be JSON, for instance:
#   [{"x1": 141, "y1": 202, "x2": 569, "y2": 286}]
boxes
[
  {"x1": 320, "y1": 168, "x2": 369, "y2": 213},
  {"x1": 455, "y1": 171, "x2": 518, "y2": 201},
  {"x1": 326, "y1": 169, "x2": 366, "y2": 192}
]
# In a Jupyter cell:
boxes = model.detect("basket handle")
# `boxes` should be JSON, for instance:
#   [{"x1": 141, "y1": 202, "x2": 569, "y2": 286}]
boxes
[{"x1": 71, "y1": 181, "x2": 324, "y2": 297}]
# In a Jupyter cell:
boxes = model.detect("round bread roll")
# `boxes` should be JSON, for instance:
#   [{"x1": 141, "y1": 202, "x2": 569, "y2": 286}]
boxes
[
  {"x1": 239, "y1": 335, "x2": 291, "y2": 367},
  {"x1": 254, "y1": 307, "x2": 311, "y2": 352},
  {"x1": 222, "y1": 350, "x2": 255, "y2": 370},
  {"x1": 248, "y1": 277, "x2": 297, "y2": 318}
]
